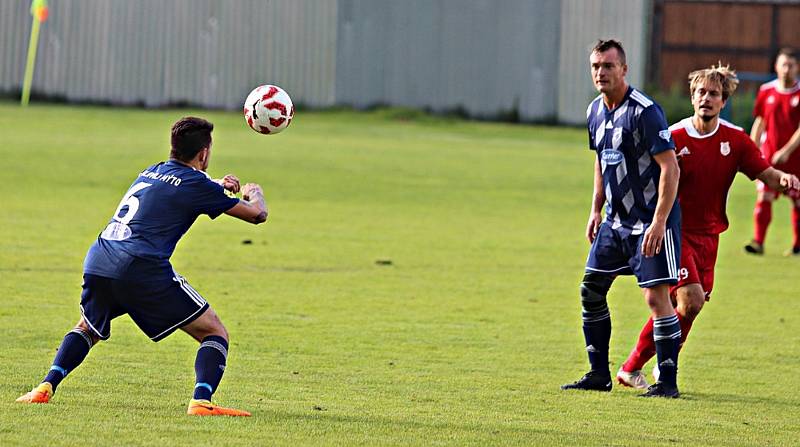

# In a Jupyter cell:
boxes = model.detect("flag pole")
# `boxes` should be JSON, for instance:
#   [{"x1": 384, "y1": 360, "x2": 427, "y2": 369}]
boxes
[{"x1": 21, "y1": 0, "x2": 48, "y2": 107}]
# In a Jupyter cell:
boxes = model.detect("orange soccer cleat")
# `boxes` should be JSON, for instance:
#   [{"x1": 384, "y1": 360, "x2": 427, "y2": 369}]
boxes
[
  {"x1": 16, "y1": 382, "x2": 53, "y2": 404},
  {"x1": 187, "y1": 399, "x2": 251, "y2": 417}
]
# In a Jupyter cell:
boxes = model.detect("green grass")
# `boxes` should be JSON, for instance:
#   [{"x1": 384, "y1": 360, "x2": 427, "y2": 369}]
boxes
[{"x1": 0, "y1": 101, "x2": 798, "y2": 446}]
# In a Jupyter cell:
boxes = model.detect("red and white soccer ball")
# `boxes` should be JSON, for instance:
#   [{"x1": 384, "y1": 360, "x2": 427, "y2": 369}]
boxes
[{"x1": 243, "y1": 85, "x2": 294, "y2": 135}]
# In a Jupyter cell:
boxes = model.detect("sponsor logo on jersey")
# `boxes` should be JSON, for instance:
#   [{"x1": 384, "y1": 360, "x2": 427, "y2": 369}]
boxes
[
  {"x1": 601, "y1": 148, "x2": 624, "y2": 165},
  {"x1": 720, "y1": 141, "x2": 731, "y2": 156},
  {"x1": 767, "y1": 95, "x2": 776, "y2": 104},
  {"x1": 677, "y1": 146, "x2": 691, "y2": 157},
  {"x1": 659, "y1": 130, "x2": 671, "y2": 141},
  {"x1": 793, "y1": 96, "x2": 800, "y2": 107}
]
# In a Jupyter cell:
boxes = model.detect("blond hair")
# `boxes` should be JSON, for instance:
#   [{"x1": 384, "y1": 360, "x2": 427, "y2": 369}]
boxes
[{"x1": 688, "y1": 63, "x2": 739, "y2": 100}]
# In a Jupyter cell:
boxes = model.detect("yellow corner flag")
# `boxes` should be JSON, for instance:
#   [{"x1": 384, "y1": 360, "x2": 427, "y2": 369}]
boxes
[{"x1": 21, "y1": 0, "x2": 49, "y2": 106}]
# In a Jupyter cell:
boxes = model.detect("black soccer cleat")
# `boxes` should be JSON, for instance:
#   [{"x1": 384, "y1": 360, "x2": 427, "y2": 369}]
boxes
[
  {"x1": 561, "y1": 370, "x2": 612, "y2": 392},
  {"x1": 744, "y1": 240, "x2": 764, "y2": 255},
  {"x1": 638, "y1": 382, "x2": 680, "y2": 398}
]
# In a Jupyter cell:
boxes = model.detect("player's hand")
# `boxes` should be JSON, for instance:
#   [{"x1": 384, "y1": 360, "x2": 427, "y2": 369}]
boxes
[
  {"x1": 242, "y1": 183, "x2": 263, "y2": 201},
  {"x1": 216, "y1": 175, "x2": 241, "y2": 194},
  {"x1": 779, "y1": 173, "x2": 800, "y2": 193},
  {"x1": 642, "y1": 220, "x2": 666, "y2": 257},
  {"x1": 586, "y1": 211, "x2": 602, "y2": 243},
  {"x1": 771, "y1": 148, "x2": 791, "y2": 165}
]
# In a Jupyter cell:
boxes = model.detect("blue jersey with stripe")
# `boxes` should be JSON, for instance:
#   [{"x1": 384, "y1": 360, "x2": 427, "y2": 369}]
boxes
[
  {"x1": 83, "y1": 160, "x2": 240, "y2": 281},
  {"x1": 586, "y1": 87, "x2": 679, "y2": 236}
]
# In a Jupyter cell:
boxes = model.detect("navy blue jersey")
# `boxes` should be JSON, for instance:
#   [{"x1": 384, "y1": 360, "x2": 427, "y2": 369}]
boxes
[
  {"x1": 83, "y1": 161, "x2": 240, "y2": 281},
  {"x1": 586, "y1": 87, "x2": 679, "y2": 236}
]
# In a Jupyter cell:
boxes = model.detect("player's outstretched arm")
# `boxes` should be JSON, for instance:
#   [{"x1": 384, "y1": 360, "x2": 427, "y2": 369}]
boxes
[
  {"x1": 757, "y1": 167, "x2": 800, "y2": 193},
  {"x1": 225, "y1": 183, "x2": 268, "y2": 224}
]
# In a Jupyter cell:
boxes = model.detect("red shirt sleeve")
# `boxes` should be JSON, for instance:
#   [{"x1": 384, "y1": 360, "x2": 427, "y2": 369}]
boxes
[{"x1": 738, "y1": 132, "x2": 770, "y2": 179}]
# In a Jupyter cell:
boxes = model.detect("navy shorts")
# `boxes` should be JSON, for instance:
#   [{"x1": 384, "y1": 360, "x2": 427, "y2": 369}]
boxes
[
  {"x1": 585, "y1": 221, "x2": 681, "y2": 287},
  {"x1": 80, "y1": 273, "x2": 209, "y2": 342}
]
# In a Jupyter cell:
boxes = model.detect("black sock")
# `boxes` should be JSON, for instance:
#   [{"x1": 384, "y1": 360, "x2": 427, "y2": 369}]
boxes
[
  {"x1": 43, "y1": 329, "x2": 94, "y2": 393},
  {"x1": 654, "y1": 314, "x2": 681, "y2": 386},
  {"x1": 193, "y1": 336, "x2": 228, "y2": 401}
]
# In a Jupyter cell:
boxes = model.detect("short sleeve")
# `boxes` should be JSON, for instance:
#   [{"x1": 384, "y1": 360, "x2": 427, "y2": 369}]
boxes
[
  {"x1": 587, "y1": 122, "x2": 597, "y2": 151},
  {"x1": 189, "y1": 178, "x2": 241, "y2": 219},
  {"x1": 738, "y1": 133, "x2": 771, "y2": 180},
  {"x1": 753, "y1": 88, "x2": 766, "y2": 118},
  {"x1": 639, "y1": 105, "x2": 675, "y2": 155}
]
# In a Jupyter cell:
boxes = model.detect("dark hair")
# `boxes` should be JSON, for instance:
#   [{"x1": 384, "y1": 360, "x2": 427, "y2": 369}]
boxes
[
  {"x1": 592, "y1": 39, "x2": 626, "y2": 66},
  {"x1": 777, "y1": 47, "x2": 797, "y2": 61},
  {"x1": 170, "y1": 117, "x2": 213, "y2": 162}
]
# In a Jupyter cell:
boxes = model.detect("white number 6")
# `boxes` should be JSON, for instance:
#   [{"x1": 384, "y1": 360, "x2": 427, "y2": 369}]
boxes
[{"x1": 112, "y1": 182, "x2": 152, "y2": 224}]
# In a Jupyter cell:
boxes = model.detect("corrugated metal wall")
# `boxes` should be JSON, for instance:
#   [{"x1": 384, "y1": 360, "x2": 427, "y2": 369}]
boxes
[
  {"x1": 0, "y1": 0, "x2": 649, "y2": 123},
  {"x1": 0, "y1": 0, "x2": 337, "y2": 108},
  {"x1": 558, "y1": 0, "x2": 651, "y2": 124},
  {"x1": 335, "y1": 0, "x2": 561, "y2": 121}
]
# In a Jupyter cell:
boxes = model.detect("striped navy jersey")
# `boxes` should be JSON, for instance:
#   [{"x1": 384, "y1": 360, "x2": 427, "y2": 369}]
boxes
[{"x1": 586, "y1": 86, "x2": 679, "y2": 236}]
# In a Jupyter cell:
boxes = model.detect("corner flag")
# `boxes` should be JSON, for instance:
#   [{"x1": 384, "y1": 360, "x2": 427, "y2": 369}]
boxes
[{"x1": 21, "y1": 0, "x2": 49, "y2": 106}]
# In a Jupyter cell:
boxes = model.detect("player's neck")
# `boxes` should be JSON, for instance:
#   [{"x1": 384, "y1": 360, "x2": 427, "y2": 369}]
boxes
[
  {"x1": 602, "y1": 82, "x2": 629, "y2": 110},
  {"x1": 170, "y1": 158, "x2": 201, "y2": 171},
  {"x1": 691, "y1": 114, "x2": 718, "y2": 135},
  {"x1": 778, "y1": 78, "x2": 797, "y2": 92}
]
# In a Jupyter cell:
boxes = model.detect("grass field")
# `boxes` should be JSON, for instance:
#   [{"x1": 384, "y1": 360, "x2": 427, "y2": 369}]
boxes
[{"x1": 1, "y1": 101, "x2": 798, "y2": 446}]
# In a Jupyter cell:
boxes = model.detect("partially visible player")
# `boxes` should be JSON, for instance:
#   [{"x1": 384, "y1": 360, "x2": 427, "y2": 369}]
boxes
[
  {"x1": 561, "y1": 39, "x2": 683, "y2": 398},
  {"x1": 745, "y1": 48, "x2": 800, "y2": 256},
  {"x1": 617, "y1": 65, "x2": 800, "y2": 388},
  {"x1": 16, "y1": 117, "x2": 268, "y2": 416}
]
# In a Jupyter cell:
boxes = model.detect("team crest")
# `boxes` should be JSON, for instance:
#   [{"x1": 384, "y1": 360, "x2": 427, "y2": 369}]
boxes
[
  {"x1": 793, "y1": 96, "x2": 800, "y2": 107},
  {"x1": 658, "y1": 130, "x2": 671, "y2": 141},
  {"x1": 720, "y1": 141, "x2": 731, "y2": 156}
]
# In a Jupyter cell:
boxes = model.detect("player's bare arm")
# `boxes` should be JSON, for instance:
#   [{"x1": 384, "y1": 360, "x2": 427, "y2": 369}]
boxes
[
  {"x1": 225, "y1": 183, "x2": 268, "y2": 224},
  {"x1": 757, "y1": 167, "x2": 800, "y2": 192},
  {"x1": 772, "y1": 125, "x2": 800, "y2": 165},
  {"x1": 750, "y1": 115, "x2": 764, "y2": 146},
  {"x1": 586, "y1": 158, "x2": 605, "y2": 243},
  {"x1": 642, "y1": 149, "x2": 679, "y2": 257}
]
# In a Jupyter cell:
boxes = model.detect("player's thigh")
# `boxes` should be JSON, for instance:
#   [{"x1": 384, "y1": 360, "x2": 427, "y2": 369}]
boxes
[
  {"x1": 80, "y1": 274, "x2": 127, "y2": 341},
  {"x1": 585, "y1": 223, "x2": 632, "y2": 275},
  {"x1": 757, "y1": 181, "x2": 777, "y2": 202},
  {"x1": 115, "y1": 275, "x2": 210, "y2": 342},
  {"x1": 630, "y1": 225, "x2": 681, "y2": 289}
]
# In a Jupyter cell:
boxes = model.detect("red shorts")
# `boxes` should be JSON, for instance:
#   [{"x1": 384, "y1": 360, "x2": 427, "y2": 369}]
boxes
[
  {"x1": 670, "y1": 232, "x2": 719, "y2": 301},
  {"x1": 757, "y1": 180, "x2": 800, "y2": 201}
]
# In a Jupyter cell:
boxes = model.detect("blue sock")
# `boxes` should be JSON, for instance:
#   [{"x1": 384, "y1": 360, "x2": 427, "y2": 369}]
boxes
[
  {"x1": 193, "y1": 335, "x2": 228, "y2": 401},
  {"x1": 43, "y1": 329, "x2": 94, "y2": 393},
  {"x1": 653, "y1": 314, "x2": 681, "y2": 386}
]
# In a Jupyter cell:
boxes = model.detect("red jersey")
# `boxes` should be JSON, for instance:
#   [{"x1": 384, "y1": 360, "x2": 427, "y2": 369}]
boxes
[
  {"x1": 670, "y1": 118, "x2": 770, "y2": 235},
  {"x1": 753, "y1": 80, "x2": 800, "y2": 173}
]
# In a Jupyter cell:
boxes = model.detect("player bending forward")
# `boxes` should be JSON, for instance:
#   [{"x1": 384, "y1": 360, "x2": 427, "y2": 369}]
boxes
[
  {"x1": 16, "y1": 117, "x2": 267, "y2": 416},
  {"x1": 617, "y1": 65, "x2": 800, "y2": 388}
]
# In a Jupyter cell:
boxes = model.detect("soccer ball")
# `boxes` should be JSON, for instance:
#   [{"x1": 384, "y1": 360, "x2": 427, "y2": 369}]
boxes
[{"x1": 243, "y1": 85, "x2": 294, "y2": 135}]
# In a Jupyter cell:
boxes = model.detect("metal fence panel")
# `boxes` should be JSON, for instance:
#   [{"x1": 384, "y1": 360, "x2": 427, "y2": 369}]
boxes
[
  {"x1": 0, "y1": 0, "x2": 338, "y2": 108},
  {"x1": 336, "y1": 0, "x2": 562, "y2": 121},
  {"x1": 558, "y1": 0, "x2": 650, "y2": 125}
]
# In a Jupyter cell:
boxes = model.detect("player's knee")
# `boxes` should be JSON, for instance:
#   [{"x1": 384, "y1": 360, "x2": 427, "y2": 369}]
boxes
[
  {"x1": 74, "y1": 320, "x2": 101, "y2": 345},
  {"x1": 678, "y1": 291, "x2": 705, "y2": 320},
  {"x1": 580, "y1": 273, "x2": 613, "y2": 310}
]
